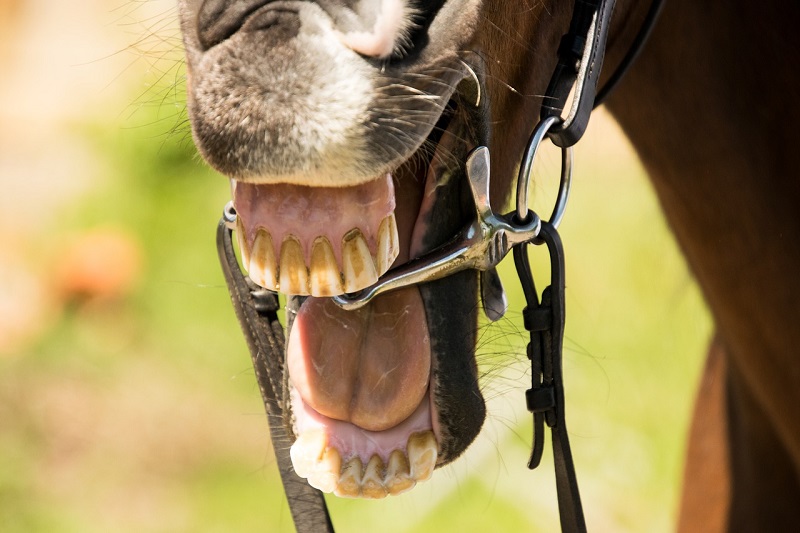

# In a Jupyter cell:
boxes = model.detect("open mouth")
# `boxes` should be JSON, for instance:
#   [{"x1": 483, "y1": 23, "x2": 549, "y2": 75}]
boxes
[{"x1": 230, "y1": 94, "x2": 480, "y2": 498}]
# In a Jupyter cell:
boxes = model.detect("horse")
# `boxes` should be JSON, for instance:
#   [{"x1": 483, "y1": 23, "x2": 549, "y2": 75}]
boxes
[{"x1": 177, "y1": 0, "x2": 800, "y2": 530}]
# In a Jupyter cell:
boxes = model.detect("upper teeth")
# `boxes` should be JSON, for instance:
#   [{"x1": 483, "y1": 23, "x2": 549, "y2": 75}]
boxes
[{"x1": 237, "y1": 214, "x2": 399, "y2": 296}]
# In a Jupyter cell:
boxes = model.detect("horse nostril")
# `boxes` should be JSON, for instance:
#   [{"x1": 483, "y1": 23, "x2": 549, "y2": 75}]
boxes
[
  {"x1": 335, "y1": 0, "x2": 402, "y2": 59},
  {"x1": 197, "y1": 0, "x2": 298, "y2": 50},
  {"x1": 334, "y1": 0, "x2": 445, "y2": 62}
]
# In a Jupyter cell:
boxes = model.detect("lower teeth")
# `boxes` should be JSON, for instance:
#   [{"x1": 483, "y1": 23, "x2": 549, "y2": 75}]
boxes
[{"x1": 289, "y1": 430, "x2": 437, "y2": 498}]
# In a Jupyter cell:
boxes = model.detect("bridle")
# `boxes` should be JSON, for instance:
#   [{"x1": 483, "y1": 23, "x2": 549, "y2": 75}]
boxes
[{"x1": 215, "y1": 0, "x2": 664, "y2": 531}]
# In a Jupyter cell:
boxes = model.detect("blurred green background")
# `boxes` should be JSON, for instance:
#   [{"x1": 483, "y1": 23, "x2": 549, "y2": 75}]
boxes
[{"x1": 0, "y1": 0, "x2": 711, "y2": 531}]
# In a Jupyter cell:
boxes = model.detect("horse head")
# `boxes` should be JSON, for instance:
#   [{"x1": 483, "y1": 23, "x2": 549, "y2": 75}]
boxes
[{"x1": 179, "y1": 0, "x2": 580, "y2": 498}]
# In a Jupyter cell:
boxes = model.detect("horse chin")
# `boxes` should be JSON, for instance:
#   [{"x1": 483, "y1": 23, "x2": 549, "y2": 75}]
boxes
[{"x1": 268, "y1": 90, "x2": 487, "y2": 498}]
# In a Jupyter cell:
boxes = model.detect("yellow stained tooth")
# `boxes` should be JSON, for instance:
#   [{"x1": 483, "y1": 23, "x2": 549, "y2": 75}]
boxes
[
  {"x1": 377, "y1": 214, "x2": 399, "y2": 275},
  {"x1": 306, "y1": 447, "x2": 342, "y2": 494},
  {"x1": 236, "y1": 217, "x2": 251, "y2": 269},
  {"x1": 249, "y1": 229, "x2": 278, "y2": 290},
  {"x1": 361, "y1": 455, "x2": 388, "y2": 499},
  {"x1": 310, "y1": 237, "x2": 344, "y2": 296},
  {"x1": 290, "y1": 430, "x2": 328, "y2": 479},
  {"x1": 279, "y1": 236, "x2": 309, "y2": 295},
  {"x1": 334, "y1": 456, "x2": 363, "y2": 498},
  {"x1": 407, "y1": 431, "x2": 437, "y2": 482},
  {"x1": 385, "y1": 450, "x2": 415, "y2": 495},
  {"x1": 342, "y1": 230, "x2": 378, "y2": 293}
]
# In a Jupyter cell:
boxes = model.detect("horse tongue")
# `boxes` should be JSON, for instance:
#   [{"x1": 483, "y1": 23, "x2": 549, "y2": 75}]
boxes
[{"x1": 287, "y1": 287, "x2": 431, "y2": 432}]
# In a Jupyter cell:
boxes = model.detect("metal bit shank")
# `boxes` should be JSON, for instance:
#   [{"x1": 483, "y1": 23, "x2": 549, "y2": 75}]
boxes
[{"x1": 332, "y1": 147, "x2": 541, "y2": 311}]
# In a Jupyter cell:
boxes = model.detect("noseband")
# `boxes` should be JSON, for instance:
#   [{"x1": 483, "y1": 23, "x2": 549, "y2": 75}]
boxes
[{"x1": 216, "y1": 0, "x2": 664, "y2": 531}]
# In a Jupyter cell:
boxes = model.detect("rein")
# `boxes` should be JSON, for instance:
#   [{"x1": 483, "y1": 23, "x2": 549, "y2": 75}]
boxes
[{"x1": 215, "y1": 0, "x2": 663, "y2": 531}]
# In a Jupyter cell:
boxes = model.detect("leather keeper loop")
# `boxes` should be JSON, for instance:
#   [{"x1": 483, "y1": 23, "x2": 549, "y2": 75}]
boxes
[{"x1": 523, "y1": 307, "x2": 553, "y2": 332}]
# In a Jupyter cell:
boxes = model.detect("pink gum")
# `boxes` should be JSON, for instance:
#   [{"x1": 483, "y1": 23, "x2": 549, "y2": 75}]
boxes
[{"x1": 233, "y1": 174, "x2": 396, "y2": 266}]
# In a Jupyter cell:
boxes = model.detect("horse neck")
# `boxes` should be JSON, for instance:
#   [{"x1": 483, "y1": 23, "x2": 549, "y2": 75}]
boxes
[{"x1": 605, "y1": 0, "x2": 800, "y2": 463}]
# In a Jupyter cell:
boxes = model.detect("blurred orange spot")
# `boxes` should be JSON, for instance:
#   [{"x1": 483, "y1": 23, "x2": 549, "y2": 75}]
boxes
[{"x1": 54, "y1": 228, "x2": 144, "y2": 302}]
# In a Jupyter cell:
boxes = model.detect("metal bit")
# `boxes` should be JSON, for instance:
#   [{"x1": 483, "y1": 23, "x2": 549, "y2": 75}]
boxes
[{"x1": 332, "y1": 147, "x2": 541, "y2": 311}]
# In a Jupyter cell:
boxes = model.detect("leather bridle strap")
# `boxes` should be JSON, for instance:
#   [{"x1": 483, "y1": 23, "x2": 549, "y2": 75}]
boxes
[
  {"x1": 514, "y1": 0, "x2": 662, "y2": 533},
  {"x1": 544, "y1": 0, "x2": 666, "y2": 148},
  {"x1": 515, "y1": 222, "x2": 585, "y2": 533},
  {"x1": 518, "y1": 1, "x2": 664, "y2": 531},
  {"x1": 217, "y1": 220, "x2": 334, "y2": 533},
  {"x1": 517, "y1": 2, "x2": 619, "y2": 529},
  {"x1": 594, "y1": 0, "x2": 665, "y2": 107},
  {"x1": 544, "y1": 0, "x2": 618, "y2": 148}
]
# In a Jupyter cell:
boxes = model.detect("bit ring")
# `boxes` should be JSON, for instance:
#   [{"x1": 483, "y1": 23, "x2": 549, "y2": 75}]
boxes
[{"x1": 515, "y1": 116, "x2": 574, "y2": 231}]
